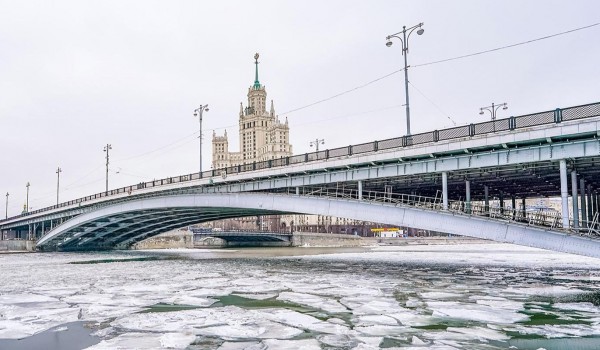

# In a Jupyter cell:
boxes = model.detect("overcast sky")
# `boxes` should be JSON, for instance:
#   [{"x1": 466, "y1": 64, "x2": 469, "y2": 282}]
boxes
[{"x1": 1, "y1": 0, "x2": 599, "y2": 216}]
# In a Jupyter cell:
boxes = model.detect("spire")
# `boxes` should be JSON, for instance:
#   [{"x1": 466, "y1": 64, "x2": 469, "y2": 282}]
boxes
[
  {"x1": 270, "y1": 100, "x2": 275, "y2": 117},
  {"x1": 239, "y1": 102, "x2": 243, "y2": 116},
  {"x1": 253, "y1": 53, "x2": 260, "y2": 89}
]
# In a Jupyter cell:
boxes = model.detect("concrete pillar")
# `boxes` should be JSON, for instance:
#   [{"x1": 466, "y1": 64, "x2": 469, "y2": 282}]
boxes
[
  {"x1": 295, "y1": 187, "x2": 299, "y2": 195},
  {"x1": 358, "y1": 180, "x2": 363, "y2": 201},
  {"x1": 571, "y1": 171, "x2": 579, "y2": 228},
  {"x1": 484, "y1": 185, "x2": 489, "y2": 216},
  {"x1": 442, "y1": 172, "x2": 448, "y2": 210},
  {"x1": 580, "y1": 178, "x2": 587, "y2": 228},
  {"x1": 521, "y1": 197, "x2": 527, "y2": 221},
  {"x1": 559, "y1": 159, "x2": 569, "y2": 228},
  {"x1": 511, "y1": 196, "x2": 516, "y2": 220},
  {"x1": 587, "y1": 185, "x2": 593, "y2": 222},
  {"x1": 499, "y1": 191, "x2": 505, "y2": 215},
  {"x1": 465, "y1": 180, "x2": 471, "y2": 214}
]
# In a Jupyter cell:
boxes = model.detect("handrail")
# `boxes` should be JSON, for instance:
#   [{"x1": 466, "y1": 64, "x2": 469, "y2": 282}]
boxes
[
  {"x1": 2, "y1": 101, "x2": 600, "y2": 224},
  {"x1": 286, "y1": 186, "x2": 600, "y2": 237}
]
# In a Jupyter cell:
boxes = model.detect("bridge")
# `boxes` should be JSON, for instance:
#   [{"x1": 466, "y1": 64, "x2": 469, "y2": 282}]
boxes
[{"x1": 1, "y1": 102, "x2": 599, "y2": 256}]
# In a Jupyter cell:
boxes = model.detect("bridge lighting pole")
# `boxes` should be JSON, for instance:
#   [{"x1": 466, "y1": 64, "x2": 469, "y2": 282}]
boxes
[
  {"x1": 385, "y1": 22, "x2": 424, "y2": 136},
  {"x1": 5, "y1": 192, "x2": 8, "y2": 219},
  {"x1": 479, "y1": 102, "x2": 508, "y2": 121},
  {"x1": 103, "y1": 144, "x2": 112, "y2": 194},
  {"x1": 25, "y1": 182, "x2": 30, "y2": 213},
  {"x1": 193, "y1": 104, "x2": 209, "y2": 174},
  {"x1": 309, "y1": 138, "x2": 325, "y2": 152},
  {"x1": 56, "y1": 167, "x2": 62, "y2": 205}
]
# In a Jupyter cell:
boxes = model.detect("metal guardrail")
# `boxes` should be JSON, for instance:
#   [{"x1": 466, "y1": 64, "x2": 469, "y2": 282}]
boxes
[
  {"x1": 3, "y1": 101, "x2": 600, "y2": 223},
  {"x1": 286, "y1": 187, "x2": 600, "y2": 238}
]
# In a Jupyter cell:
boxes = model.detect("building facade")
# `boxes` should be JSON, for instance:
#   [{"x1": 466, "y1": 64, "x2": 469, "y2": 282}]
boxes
[{"x1": 212, "y1": 53, "x2": 292, "y2": 170}]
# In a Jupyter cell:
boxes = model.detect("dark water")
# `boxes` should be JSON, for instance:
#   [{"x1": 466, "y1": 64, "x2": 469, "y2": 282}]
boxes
[{"x1": 0, "y1": 322, "x2": 100, "y2": 350}]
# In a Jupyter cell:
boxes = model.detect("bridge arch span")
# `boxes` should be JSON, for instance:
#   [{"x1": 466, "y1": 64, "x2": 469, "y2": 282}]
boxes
[{"x1": 37, "y1": 193, "x2": 600, "y2": 258}]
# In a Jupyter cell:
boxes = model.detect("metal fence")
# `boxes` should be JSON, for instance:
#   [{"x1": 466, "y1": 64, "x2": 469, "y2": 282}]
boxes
[{"x1": 4, "y1": 101, "x2": 600, "y2": 222}]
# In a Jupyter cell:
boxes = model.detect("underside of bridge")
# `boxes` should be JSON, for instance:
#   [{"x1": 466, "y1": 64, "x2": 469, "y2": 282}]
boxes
[
  {"x1": 37, "y1": 206, "x2": 288, "y2": 251},
  {"x1": 265, "y1": 156, "x2": 600, "y2": 202}
]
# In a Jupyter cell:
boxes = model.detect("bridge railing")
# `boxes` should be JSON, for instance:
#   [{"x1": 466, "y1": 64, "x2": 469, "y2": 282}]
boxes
[
  {"x1": 3, "y1": 101, "x2": 600, "y2": 223},
  {"x1": 287, "y1": 187, "x2": 600, "y2": 237}
]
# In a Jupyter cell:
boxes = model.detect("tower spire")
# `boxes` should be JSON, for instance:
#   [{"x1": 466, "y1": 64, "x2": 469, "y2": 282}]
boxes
[{"x1": 253, "y1": 53, "x2": 260, "y2": 89}]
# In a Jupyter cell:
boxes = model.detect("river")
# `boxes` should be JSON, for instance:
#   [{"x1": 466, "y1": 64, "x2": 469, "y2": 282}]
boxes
[{"x1": 1, "y1": 243, "x2": 600, "y2": 349}]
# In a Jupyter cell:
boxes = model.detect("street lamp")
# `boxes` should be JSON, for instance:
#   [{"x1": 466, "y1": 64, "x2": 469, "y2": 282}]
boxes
[
  {"x1": 309, "y1": 138, "x2": 325, "y2": 152},
  {"x1": 56, "y1": 167, "x2": 62, "y2": 205},
  {"x1": 193, "y1": 104, "x2": 209, "y2": 174},
  {"x1": 5, "y1": 192, "x2": 8, "y2": 219},
  {"x1": 25, "y1": 182, "x2": 30, "y2": 213},
  {"x1": 479, "y1": 102, "x2": 508, "y2": 121},
  {"x1": 103, "y1": 144, "x2": 112, "y2": 194},
  {"x1": 386, "y1": 22, "x2": 425, "y2": 136}
]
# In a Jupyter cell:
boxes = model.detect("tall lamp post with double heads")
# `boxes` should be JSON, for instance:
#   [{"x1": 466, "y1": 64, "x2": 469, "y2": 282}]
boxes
[
  {"x1": 194, "y1": 104, "x2": 209, "y2": 174},
  {"x1": 309, "y1": 139, "x2": 325, "y2": 152},
  {"x1": 385, "y1": 22, "x2": 425, "y2": 136},
  {"x1": 56, "y1": 167, "x2": 62, "y2": 204},
  {"x1": 479, "y1": 102, "x2": 508, "y2": 121}
]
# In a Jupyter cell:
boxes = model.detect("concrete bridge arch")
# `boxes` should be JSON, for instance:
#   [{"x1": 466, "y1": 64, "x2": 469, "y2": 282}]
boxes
[{"x1": 35, "y1": 192, "x2": 600, "y2": 258}]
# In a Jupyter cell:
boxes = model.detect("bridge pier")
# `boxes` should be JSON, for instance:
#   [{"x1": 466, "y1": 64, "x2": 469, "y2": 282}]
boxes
[
  {"x1": 521, "y1": 197, "x2": 526, "y2": 220},
  {"x1": 511, "y1": 196, "x2": 516, "y2": 220},
  {"x1": 442, "y1": 172, "x2": 448, "y2": 210},
  {"x1": 499, "y1": 191, "x2": 504, "y2": 215},
  {"x1": 484, "y1": 185, "x2": 489, "y2": 216},
  {"x1": 465, "y1": 180, "x2": 471, "y2": 214},
  {"x1": 358, "y1": 180, "x2": 363, "y2": 201},
  {"x1": 571, "y1": 170, "x2": 579, "y2": 228},
  {"x1": 580, "y1": 178, "x2": 587, "y2": 227},
  {"x1": 587, "y1": 185, "x2": 593, "y2": 223},
  {"x1": 559, "y1": 159, "x2": 569, "y2": 228}
]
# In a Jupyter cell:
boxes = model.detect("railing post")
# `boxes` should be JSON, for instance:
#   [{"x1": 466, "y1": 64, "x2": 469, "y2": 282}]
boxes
[
  {"x1": 433, "y1": 130, "x2": 439, "y2": 142},
  {"x1": 253, "y1": 162, "x2": 256, "y2": 171},
  {"x1": 374, "y1": 141, "x2": 379, "y2": 152},
  {"x1": 325, "y1": 150, "x2": 329, "y2": 159},
  {"x1": 554, "y1": 108, "x2": 563, "y2": 123},
  {"x1": 469, "y1": 124, "x2": 475, "y2": 137},
  {"x1": 305, "y1": 153, "x2": 309, "y2": 162},
  {"x1": 348, "y1": 145, "x2": 353, "y2": 156}
]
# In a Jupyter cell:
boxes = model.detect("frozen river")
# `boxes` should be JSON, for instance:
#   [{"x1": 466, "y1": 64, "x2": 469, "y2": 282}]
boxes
[{"x1": 1, "y1": 243, "x2": 600, "y2": 349}]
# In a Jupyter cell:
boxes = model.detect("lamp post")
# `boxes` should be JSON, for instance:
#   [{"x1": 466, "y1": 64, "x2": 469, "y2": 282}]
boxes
[
  {"x1": 193, "y1": 104, "x2": 209, "y2": 174},
  {"x1": 386, "y1": 22, "x2": 425, "y2": 136},
  {"x1": 309, "y1": 138, "x2": 325, "y2": 152},
  {"x1": 56, "y1": 167, "x2": 62, "y2": 205},
  {"x1": 479, "y1": 102, "x2": 508, "y2": 121},
  {"x1": 25, "y1": 182, "x2": 30, "y2": 213},
  {"x1": 103, "y1": 144, "x2": 112, "y2": 194},
  {"x1": 5, "y1": 192, "x2": 8, "y2": 219}
]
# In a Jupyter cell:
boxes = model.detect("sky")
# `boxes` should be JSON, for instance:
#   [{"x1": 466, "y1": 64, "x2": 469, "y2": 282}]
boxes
[{"x1": 1, "y1": 0, "x2": 599, "y2": 217}]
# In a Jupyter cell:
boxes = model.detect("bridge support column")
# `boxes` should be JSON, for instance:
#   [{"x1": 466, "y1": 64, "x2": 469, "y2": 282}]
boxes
[
  {"x1": 521, "y1": 197, "x2": 527, "y2": 221},
  {"x1": 511, "y1": 196, "x2": 516, "y2": 220},
  {"x1": 465, "y1": 180, "x2": 471, "y2": 214},
  {"x1": 442, "y1": 172, "x2": 448, "y2": 210},
  {"x1": 571, "y1": 170, "x2": 579, "y2": 228},
  {"x1": 580, "y1": 178, "x2": 587, "y2": 228},
  {"x1": 499, "y1": 191, "x2": 504, "y2": 215},
  {"x1": 295, "y1": 187, "x2": 299, "y2": 195},
  {"x1": 587, "y1": 185, "x2": 593, "y2": 223},
  {"x1": 358, "y1": 180, "x2": 363, "y2": 201},
  {"x1": 484, "y1": 185, "x2": 489, "y2": 216},
  {"x1": 559, "y1": 159, "x2": 569, "y2": 228}
]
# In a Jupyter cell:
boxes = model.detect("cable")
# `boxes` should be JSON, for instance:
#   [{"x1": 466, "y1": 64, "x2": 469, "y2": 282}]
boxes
[
  {"x1": 408, "y1": 81, "x2": 457, "y2": 126},
  {"x1": 413, "y1": 22, "x2": 600, "y2": 68},
  {"x1": 279, "y1": 22, "x2": 600, "y2": 116}
]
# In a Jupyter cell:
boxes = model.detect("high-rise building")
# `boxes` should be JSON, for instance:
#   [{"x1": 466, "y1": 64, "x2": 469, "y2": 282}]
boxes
[{"x1": 212, "y1": 53, "x2": 292, "y2": 170}]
